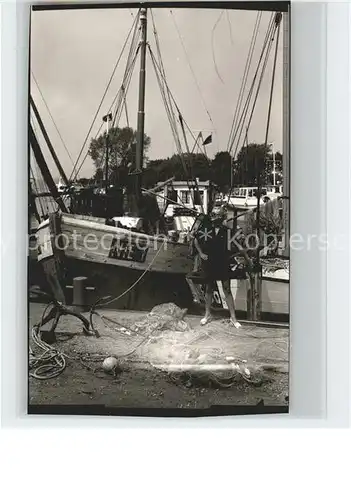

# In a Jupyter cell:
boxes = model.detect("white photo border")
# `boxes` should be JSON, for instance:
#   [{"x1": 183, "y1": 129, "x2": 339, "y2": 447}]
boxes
[{"x1": 0, "y1": 0, "x2": 350, "y2": 427}]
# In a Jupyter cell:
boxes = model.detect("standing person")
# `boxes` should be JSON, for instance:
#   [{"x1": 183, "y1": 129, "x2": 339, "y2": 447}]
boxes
[{"x1": 193, "y1": 209, "x2": 241, "y2": 329}]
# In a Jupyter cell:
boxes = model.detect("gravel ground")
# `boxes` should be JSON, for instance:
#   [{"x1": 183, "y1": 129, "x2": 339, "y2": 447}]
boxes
[{"x1": 29, "y1": 302, "x2": 289, "y2": 415}]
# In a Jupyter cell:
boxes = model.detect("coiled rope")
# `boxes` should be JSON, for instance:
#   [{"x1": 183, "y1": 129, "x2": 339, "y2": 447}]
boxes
[{"x1": 29, "y1": 303, "x2": 67, "y2": 380}]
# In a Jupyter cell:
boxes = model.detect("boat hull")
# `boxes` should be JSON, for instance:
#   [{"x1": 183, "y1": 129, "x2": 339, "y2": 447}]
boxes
[
  {"x1": 217, "y1": 277, "x2": 289, "y2": 317},
  {"x1": 40, "y1": 254, "x2": 193, "y2": 310},
  {"x1": 36, "y1": 212, "x2": 194, "y2": 310},
  {"x1": 188, "y1": 275, "x2": 289, "y2": 319},
  {"x1": 34, "y1": 213, "x2": 289, "y2": 318}
]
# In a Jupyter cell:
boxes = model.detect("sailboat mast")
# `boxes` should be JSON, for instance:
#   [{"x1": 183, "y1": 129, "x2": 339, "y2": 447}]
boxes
[
  {"x1": 135, "y1": 7, "x2": 148, "y2": 192},
  {"x1": 103, "y1": 112, "x2": 112, "y2": 192},
  {"x1": 30, "y1": 96, "x2": 69, "y2": 186}
]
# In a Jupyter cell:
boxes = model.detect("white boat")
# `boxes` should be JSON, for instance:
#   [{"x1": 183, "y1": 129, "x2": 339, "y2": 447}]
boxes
[
  {"x1": 217, "y1": 267, "x2": 289, "y2": 317},
  {"x1": 264, "y1": 184, "x2": 283, "y2": 201},
  {"x1": 187, "y1": 265, "x2": 289, "y2": 319},
  {"x1": 225, "y1": 186, "x2": 269, "y2": 211}
]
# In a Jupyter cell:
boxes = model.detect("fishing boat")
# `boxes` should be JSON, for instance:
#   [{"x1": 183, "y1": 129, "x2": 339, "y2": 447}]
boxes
[
  {"x1": 36, "y1": 211, "x2": 194, "y2": 309},
  {"x1": 218, "y1": 264, "x2": 289, "y2": 319},
  {"x1": 33, "y1": 8, "x2": 197, "y2": 310},
  {"x1": 188, "y1": 259, "x2": 289, "y2": 320},
  {"x1": 31, "y1": 7, "x2": 289, "y2": 319},
  {"x1": 186, "y1": 194, "x2": 289, "y2": 319}
]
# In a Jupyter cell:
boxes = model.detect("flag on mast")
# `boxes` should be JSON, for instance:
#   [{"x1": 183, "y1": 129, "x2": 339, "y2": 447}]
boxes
[{"x1": 202, "y1": 134, "x2": 212, "y2": 146}]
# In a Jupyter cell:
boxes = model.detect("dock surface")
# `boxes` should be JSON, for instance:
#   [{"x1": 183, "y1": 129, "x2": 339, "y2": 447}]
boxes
[{"x1": 29, "y1": 302, "x2": 289, "y2": 412}]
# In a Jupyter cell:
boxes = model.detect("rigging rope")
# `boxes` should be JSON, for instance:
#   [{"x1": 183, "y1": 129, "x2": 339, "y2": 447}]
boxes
[
  {"x1": 122, "y1": 85, "x2": 130, "y2": 128},
  {"x1": 69, "y1": 10, "x2": 140, "y2": 182},
  {"x1": 264, "y1": 14, "x2": 281, "y2": 148},
  {"x1": 151, "y1": 9, "x2": 182, "y2": 155},
  {"x1": 227, "y1": 11, "x2": 263, "y2": 151},
  {"x1": 148, "y1": 45, "x2": 203, "y2": 211},
  {"x1": 226, "y1": 13, "x2": 280, "y2": 202},
  {"x1": 148, "y1": 46, "x2": 197, "y2": 209},
  {"x1": 112, "y1": 32, "x2": 140, "y2": 128},
  {"x1": 228, "y1": 14, "x2": 275, "y2": 154},
  {"x1": 148, "y1": 40, "x2": 182, "y2": 156},
  {"x1": 182, "y1": 119, "x2": 212, "y2": 161},
  {"x1": 210, "y1": 10, "x2": 225, "y2": 84},
  {"x1": 31, "y1": 71, "x2": 75, "y2": 169},
  {"x1": 29, "y1": 303, "x2": 67, "y2": 380},
  {"x1": 170, "y1": 9, "x2": 218, "y2": 144},
  {"x1": 72, "y1": 45, "x2": 140, "y2": 181},
  {"x1": 227, "y1": 14, "x2": 276, "y2": 157},
  {"x1": 90, "y1": 239, "x2": 167, "y2": 312},
  {"x1": 226, "y1": 10, "x2": 234, "y2": 46},
  {"x1": 117, "y1": 30, "x2": 137, "y2": 128},
  {"x1": 255, "y1": 13, "x2": 282, "y2": 265},
  {"x1": 147, "y1": 47, "x2": 186, "y2": 158},
  {"x1": 112, "y1": 12, "x2": 140, "y2": 128},
  {"x1": 231, "y1": 19, "x2": 277, "y2": 160},
  {"x1": 147, "y1": 46, "x2": 207, "y2": 159}
]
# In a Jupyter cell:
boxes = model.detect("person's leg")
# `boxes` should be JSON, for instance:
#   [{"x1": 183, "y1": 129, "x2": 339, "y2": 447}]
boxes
[
  {"x1": 222, "y1": 279, "x2": 241, "y2": 328},
  {"x1": 193, "y1": 253, "x2": 200, "y2": 273},
  {"x1": 200, "y1": 283, "x2": 213, "y2": 325}
]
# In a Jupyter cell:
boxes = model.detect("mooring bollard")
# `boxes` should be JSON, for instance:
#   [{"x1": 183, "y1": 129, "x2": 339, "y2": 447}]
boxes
[
  {"x1": 73, "y1": 276, "x2": 88, "y2": 313},
  {"x1": 66, "y1": 277, "x2": 95, "y2": 312}
]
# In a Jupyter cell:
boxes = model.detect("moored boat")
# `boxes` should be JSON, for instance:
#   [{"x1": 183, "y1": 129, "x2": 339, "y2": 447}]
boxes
[
  {"x1": 36, "y1": 212, "x2": 194, "y2": 309},
  {"x1": 218, "y1": 268, "x2": 289, "y2": 317},
  {"x1": 30, "y1": 7, "x2": 289, "y2": 323},
  {"x1": 225, "y1": 186, "x2": 269, "y2": 211},
  {"x1": 187, "y1": 263, "x2": 289, "y2": 320}
]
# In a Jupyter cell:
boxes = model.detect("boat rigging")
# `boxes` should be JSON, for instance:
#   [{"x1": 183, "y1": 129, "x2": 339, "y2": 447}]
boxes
[{"x1": 29, "y1": 6, "x2": 289, "y2": 320}]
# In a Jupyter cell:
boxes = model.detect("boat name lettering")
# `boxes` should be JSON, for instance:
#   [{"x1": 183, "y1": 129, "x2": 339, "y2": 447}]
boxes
[{"x1": 108, "y1": 237, "x2": 149, "y2": 263}]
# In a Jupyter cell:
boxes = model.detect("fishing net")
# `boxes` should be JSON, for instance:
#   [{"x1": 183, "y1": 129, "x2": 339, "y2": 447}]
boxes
[{"x1": 30, "y1": 302, "x2": 288, "y2": 388}]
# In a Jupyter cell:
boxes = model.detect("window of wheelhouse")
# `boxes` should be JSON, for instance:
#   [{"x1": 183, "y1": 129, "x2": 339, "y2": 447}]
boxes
[
  {"x1": 167, "y1": 188, "x2": 177, "y2": 202},
  {"x1": 193, "y1": 189, "x2": 204, "y2": 205},
  {"x1": 180, "y1": 190, "x2": 190, "y2": 204}
]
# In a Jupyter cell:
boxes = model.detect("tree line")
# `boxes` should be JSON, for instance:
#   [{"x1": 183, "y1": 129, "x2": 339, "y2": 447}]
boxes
[{"x1": 78, "y1": 126, "x2": 283, "y2": 192}]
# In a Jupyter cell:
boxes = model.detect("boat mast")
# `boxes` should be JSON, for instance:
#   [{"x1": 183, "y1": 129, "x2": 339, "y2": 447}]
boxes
[
  {"x1": 29, "y1": 123, "x2": 68, "y2": 213},
  {"x1": 30, "y1": 96, "x2": 69, "y2": 186},
  {"x1": 134, "y1": 7, "x2": 148, "y2": 199},
  {"x1": 103, "y1": 112, "x2": 112, "y2": 192},
  {"x1": 271, "y1": 142, "x2": 276, "y2": 185}
]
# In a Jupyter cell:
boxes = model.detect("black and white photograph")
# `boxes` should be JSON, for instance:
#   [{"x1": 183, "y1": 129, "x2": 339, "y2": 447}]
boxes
[{"x1": 28, "y1": 1, "x2": 290, "y2": 416}]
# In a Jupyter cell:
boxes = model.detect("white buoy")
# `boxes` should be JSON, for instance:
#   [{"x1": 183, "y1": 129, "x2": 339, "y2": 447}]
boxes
[{"x1": 102, "y1": 356, "x2": 118, "y2": 374}]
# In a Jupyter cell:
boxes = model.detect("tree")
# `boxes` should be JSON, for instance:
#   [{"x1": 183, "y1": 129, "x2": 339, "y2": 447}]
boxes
[
  {"x1": 235, "y1": 143, "x2": 269, "y2": 186},
  {"x1": 235, "y1": 143, "x2": 283, "y2": 186},
  {"x1": 210, "y1": 151, "x2": 232, "y2": 192},
  {"x1": 144, "y1": 153, "x2": 210, "y2": 188},
  {"x1": 88, "y1": 126, "x2": 151, "y2": 187},
  {"x1": 93, "y1": 168, "x2": 104, "y2": 183}
]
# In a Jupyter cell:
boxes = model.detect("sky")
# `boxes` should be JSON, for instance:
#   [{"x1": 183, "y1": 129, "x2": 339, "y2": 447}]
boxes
[{"x1": 30, "y1": 6, "x2": 283, "y2": 181}]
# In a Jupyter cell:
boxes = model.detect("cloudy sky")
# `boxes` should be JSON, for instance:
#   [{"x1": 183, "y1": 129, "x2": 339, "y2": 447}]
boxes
[{"x1": 30, "y1": 5, "x2": 283, "y2": 181}]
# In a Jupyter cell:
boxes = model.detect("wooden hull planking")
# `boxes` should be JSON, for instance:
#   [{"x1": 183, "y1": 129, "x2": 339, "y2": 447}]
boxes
[
  {"x1": 36, "y1": 213, "x2": 194, "y2": 309},
  {"x1": 35, "y1": 213, "x2": 289, "y2": 316}
]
